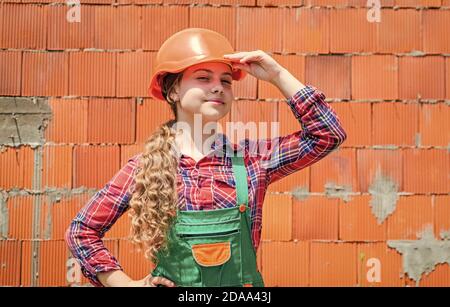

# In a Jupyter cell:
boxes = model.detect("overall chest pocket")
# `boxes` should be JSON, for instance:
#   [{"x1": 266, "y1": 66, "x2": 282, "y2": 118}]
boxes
[{"x1": 174, "y1": 213, "x2": 244, "y2": 286}]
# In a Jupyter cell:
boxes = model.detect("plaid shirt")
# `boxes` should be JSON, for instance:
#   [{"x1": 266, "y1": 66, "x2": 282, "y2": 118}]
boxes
[{"x1": 65, "y1": 85, "x2": 347, "y2": 286}]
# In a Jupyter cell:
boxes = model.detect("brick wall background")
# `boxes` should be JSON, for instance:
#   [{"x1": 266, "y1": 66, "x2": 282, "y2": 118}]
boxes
[{"x1": 0, "y1": 0, "x2": 449, "y2": 287}]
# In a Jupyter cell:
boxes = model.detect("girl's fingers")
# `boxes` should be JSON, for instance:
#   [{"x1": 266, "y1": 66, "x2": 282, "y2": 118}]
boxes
[
  {"x1": 232, "y1": 63, "x2": 249, "y2": 72},
  {"x1": 150, "y1": 276, "x2": 176, "y2": 287}
]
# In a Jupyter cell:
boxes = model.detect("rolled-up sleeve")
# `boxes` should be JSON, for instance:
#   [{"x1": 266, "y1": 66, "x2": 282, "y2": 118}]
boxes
[
  {"x1": 65, "y1": 154, "x2": 141, "y2": 287},
  {"x1": 259, "y1": 85, "x2": 347, "y2": 184}
]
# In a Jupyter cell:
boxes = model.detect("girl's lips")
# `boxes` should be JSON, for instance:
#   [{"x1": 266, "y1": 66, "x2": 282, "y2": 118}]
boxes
[{"x1": 207, "y1": 100, "x2": 225, "y2": 105}]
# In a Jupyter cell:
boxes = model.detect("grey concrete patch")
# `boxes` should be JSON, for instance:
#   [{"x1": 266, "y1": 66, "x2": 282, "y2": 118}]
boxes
[
  {"x1": 368, "y1": 169, "x2": 399, "y2": 224},
  {"x1": 324, "y1": 182, "x2": 352, "y2": 202},
  {"x1": 291, "y1": 186, "x2": 309, "y2": 201},
  {"x1": 0, "y1": 191, "x2": 9, "y2": 239},
  {"x1": 388, "y1": 227, "x2": 450, "y2": 286},
  {"x1": 0, "y1": 97, "x2": 52, "y2": 147},
  {"x1": 440, "y1": 230, "x2": 450, "y2": 241}
]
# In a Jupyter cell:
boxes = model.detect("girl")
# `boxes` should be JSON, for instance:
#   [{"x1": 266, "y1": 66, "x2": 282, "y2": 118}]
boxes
[{"x1": 65, "y1": 28, "x2": 347, "y2": 287}]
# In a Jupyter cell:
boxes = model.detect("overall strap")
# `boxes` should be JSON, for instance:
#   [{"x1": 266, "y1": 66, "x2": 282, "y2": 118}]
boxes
[{"x1": 231, "y1": 156, "x2": 249, "y2": 207}]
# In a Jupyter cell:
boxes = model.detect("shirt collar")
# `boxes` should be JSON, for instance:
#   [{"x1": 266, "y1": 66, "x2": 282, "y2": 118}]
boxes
[{"x1": 207, "y1": 132, "x2": 245, "y2": 158}]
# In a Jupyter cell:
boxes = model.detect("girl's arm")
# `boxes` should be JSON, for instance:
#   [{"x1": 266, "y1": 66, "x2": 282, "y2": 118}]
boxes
[
  {"x1": 65, "y1": 155, "x2": 140, "y2": 287},
  {"x1": 259, "y1": 68, "x2": 347, "y2": 184}
]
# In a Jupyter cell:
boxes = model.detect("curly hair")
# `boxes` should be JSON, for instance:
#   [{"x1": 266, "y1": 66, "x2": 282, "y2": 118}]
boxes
[{"x1": 128, "y1": 72, "x2": 184, "y2": 263}]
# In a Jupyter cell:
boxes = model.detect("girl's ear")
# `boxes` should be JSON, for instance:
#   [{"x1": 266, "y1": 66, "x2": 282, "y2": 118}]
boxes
[
  {"x1": 170, "y1": 83, "x2": 181, "y2": 102},
  {"x1": 169, "y1": 91, "x2": 179, "y2": 102}
]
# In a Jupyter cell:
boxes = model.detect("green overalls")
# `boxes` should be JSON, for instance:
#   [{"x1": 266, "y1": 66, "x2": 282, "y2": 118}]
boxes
[{"x1": 151, "y1": 156, "x2": 265, "y2": 287}]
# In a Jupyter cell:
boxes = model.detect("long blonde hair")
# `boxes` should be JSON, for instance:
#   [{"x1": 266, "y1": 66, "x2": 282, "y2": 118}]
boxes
[{"x1": 128, "y1": 72, "x2": 184, "y2": 263}]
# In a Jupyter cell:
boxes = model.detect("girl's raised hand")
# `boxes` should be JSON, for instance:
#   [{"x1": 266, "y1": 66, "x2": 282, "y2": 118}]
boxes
[
  {"x1": 127, "y1": 275, "x2": 176, "y2": 287},
  {"x1": 223, "y1": 50, "x2": 284, "y2": 83}
]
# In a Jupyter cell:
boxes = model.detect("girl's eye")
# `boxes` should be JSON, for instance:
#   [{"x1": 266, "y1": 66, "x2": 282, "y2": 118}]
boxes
[{"x1": 197, "y1": 77, "x2": 231, "y2": 84}]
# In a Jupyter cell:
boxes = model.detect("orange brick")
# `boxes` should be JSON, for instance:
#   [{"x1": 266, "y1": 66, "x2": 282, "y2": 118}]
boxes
[
  {"x1": 236, "y1": 7, "x2": 283, "y2": 53},
  {"x1": 22, "y1": 51, "x2": 68, "y2": 96},
  {"x1": 395, "y1": 0, "x2": 441, "y2": 7},
  {"x1": 423, "y1": 10, "x2": 450, "y2": 53},
  {"x1": 233, "y1": 73, "x2": 258, "y2": 100},
  {"x1": 261, "y1": 194, "x2": 292, "y2": 241},
  {"x1": 94, "y1": 6, "x2": 141, "y2": 50},
  {"x1": 352, "y1": 55, "x2": 398, "y2": 100},
  {"x1": 40, "y1": 194, "x2": 87, "y2": 240},
  {"x1": 136, "y1": 99, "x2": 174, "y2": 143},
  {"x1": 372, "y1": 102, "x2": 419, "y2": 146},
  {"x1": 42, "y1": 145, "x2": 72, "y2": 189},
  {"x1": 69, "y1": 52, "x2": 116, "y2": 97},
  {"x1": 310, "y1": 242, "x2": 357, "y2": 286},
  {"x1": 258, "y1": 0, "x2": 301, "y2": 5},
  {"x1": 117, "y1": 51, "x2": 153, "y2": 97},
  {"x1": 339, "y1": 195, "x2": 387, "y2": 241},
  {"x1": 305, "y1": 0, "x2": 347, "y2": 5},
  {"x1": 357, "y1": 242, "x2": 404, "y2": 287},
  {"x1": 87, "y1": 98, "x2": 136, "y2": 144},
  {"x1": 45, "y1": 98, "x2": 88, "y2": 144},
  {"x1": 164, "y1": 0, "x2": 207, "y2": 3},
  {"x1": 118, "y1": 239, "x2": 154, "y2": 281},
  {"x1": 387, "y1": 195, "x2": 433, "y2": 240},
  {"x1": 447, "y1": 58, "x2": 450, "y2": 99},
  {"x1": 20, "y1": 240, "x2": 32, "y2": 286},
  {"x1": 209, "y1": 0, "x2": 255, "y2": 4},
  {"x1": 120, "y1": 144, "x2": 143, "y2": 168},
  {"x1": 0, "y1": 4, "x2": 46, "y2": 49},
  {"x1": 0, "y1": 240, "x2": 21, "y2": 286},
  {"x1": 230, "y1": 100, "x2": 278, "y2": 124},
  {"x1": 305, "y1": 56, "x2": 351, "y2": 99},
  {"x1": 293, "y1": 196, "x2": 339, "y2": 240},
  {"x1": 230, "y1": 100, "x2": 278, "y2": 143},
  {"x1": 403, "y1": 149, "x2": 449, "y2": 194},
  {"x1": 357, "y1": 148, "x2": 403, "y2": 193},
  {"x1": 105, "y1": 212, "x2": 132, "y2": 240},
  {"x1": 38, "y1": 240, "x2": 70, "y2": 286},
  {"x1": 118, "y1": 0, "x2": 160, "y2": 2},
  {"x1": 0, "y1": 51, "x2": 21, "y2": 95},
  {"x1": 330, "y1": 8, "x2": 377, "y2": 53},
  {"x1": 331, "y1": 102, "x2": 371, "y2": 147},
  {"x1": 444, "y1": 0, "x2": 450, "y2": 6},
  {"x1": 73, "y1": 145, "x2": 120, "y2": 189},
  {"x1": 378, "y1": 9, "x2": 420, "y2": 53},
  {"x1": 261, "y1": 241, "x2": 309, "y2": 286},
  {"x1": 283, "y1": 8, "x2": 329, "y2": 54},
  {"x1": 141, "y1": 6, "x2": 189, "y2": 50},
  {"x1": 0, "y1": 146, "x2": 34, "y2": 190},
  {"x1": 310, "y1": 148, "x2": 358, "y2": 193},
  {"x1": 267, "y1": 164, "x2": 309, "y2": 193},
  {"x1": 7, "y1": 195, "x2": 34, "y2": 239},
  {"x1": 190, "y1": 6, "x2": 236, "y2": 49},
  {"x1": 419, "y1": 263, "x2": 450, "y2": 287},
  {"x1": 399, "y1": 56, "x2": 446, "y2": 100},
  {"x1": 419, "y1": 103, "x2": 450, "y2": 147},
  {"x1": 434, "y1": 195, "x2": 450, "y2": 239},
  {"x1": 47, "y1": 5, "x2": 95, "y2": 50}
]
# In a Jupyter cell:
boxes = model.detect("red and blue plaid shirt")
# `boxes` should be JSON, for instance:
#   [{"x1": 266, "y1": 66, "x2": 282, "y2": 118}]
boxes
[{"x1": 65, "y1": 85, "x2": 347, "y2": 286}]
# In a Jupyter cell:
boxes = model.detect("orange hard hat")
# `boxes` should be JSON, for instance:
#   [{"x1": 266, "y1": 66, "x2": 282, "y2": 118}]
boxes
[{"x1": 148, "y1": 28, "x2": 247, "y2": 100}]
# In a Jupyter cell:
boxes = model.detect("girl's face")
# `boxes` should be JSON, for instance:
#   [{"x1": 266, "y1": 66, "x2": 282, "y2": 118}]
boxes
[{"x1": 173, "y1": 62, "x2": 234, "y2": 122}]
